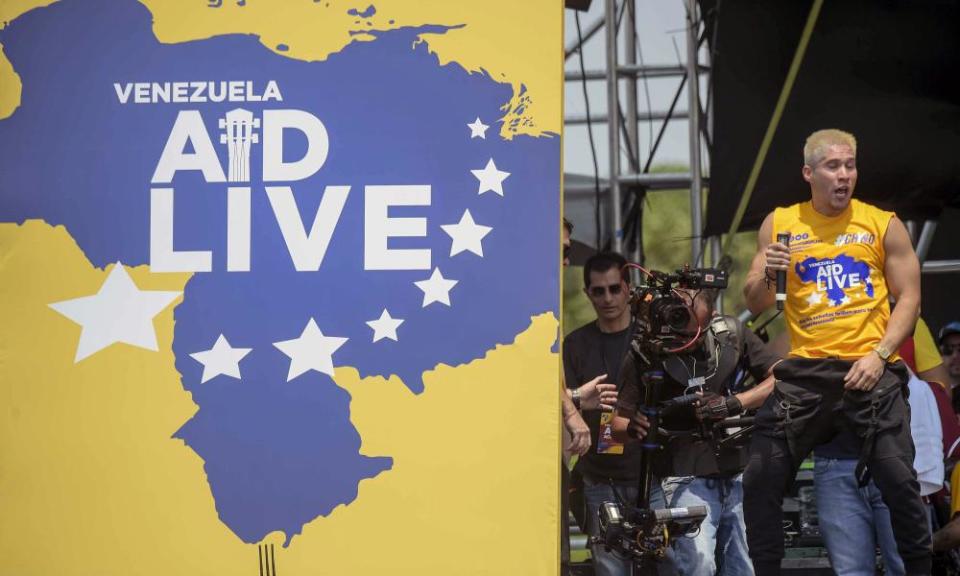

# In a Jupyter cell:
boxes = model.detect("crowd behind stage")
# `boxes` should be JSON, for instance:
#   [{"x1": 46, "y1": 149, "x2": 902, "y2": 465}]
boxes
[{"x1": 560, "y1": 129, "x2": 960, "y2": 576}]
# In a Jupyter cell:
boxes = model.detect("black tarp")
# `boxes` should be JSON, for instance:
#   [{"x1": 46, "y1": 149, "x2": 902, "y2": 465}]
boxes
[{"x1": 704, "y1": 0, "x2": 960, "y2": 236}]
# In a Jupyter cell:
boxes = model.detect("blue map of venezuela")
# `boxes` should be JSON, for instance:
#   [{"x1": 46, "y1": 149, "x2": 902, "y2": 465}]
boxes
[
  {"x1": 0, "y1": 0, "x2": 559, "y2": 545},
  {"x1": 795, "y1": 253, "x2": 873, "y2": 306}
]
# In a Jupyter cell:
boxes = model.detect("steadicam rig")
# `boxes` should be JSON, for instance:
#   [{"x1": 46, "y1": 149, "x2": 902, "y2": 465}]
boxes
[{"x1": 593, "y1": 263, "x2": 730, "y2": 572}]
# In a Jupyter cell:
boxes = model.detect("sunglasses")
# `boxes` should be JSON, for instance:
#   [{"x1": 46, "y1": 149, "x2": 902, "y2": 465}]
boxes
[
  {"x1": 588, "y1": 283, "x2": 624, "y2": 298},
  {"x1": 942, "y1": 344, "x2": 960, "y2": 356}
]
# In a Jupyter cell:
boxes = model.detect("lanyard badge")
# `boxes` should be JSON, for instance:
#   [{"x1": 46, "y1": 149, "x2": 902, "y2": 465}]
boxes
[{"x1": 597, "y1": 411, "x2": 625, "y2": 454}]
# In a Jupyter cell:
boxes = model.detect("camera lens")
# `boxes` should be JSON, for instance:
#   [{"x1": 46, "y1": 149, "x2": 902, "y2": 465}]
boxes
[{"x1": 664, "y1": 305, "x2": 690, "y2": 331}]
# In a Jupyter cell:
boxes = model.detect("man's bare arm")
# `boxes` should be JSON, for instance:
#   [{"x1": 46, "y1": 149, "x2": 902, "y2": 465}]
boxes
[
  {"x1": 562, "y1": 391, "x2": 591, "y2": 456},
  {"x1": 843, "y1": 217, "x2": 920, "y2": 391},
  {"x1": 561, "y1": 372, "x2": 591, "y2": 456},
  {"x1": 565, "y1": 374, "x2": 619, "y2": 411},
  {"x1": 612, "y1": 409, "x2": 650, "y2": 443},
  {"x1": 744, "y1": 213, "x2": 779, "y2": 314},
  {"x1": 880, "y1": 217, "x2": 921, "y2": 355},
  {"x1": 611, "y1": 413, "x2": 632, "y2": 444},
  {"x1": 735, "y1": 372, "x2": 777, "y2": 412}
]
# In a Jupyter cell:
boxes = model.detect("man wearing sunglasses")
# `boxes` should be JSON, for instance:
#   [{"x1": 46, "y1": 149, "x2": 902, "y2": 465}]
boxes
[{"x1": 562, "y1": 251, "x2": 639, "y2": 576}]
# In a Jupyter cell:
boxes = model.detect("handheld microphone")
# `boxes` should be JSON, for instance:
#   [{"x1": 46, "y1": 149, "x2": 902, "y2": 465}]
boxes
[{"x1": 775, "y1": 233, "x2": 790, "y2": 310}]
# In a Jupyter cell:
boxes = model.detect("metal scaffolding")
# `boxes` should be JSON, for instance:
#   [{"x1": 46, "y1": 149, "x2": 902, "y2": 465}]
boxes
[
  {"x1": 564, "y1": 1, "x2": 956, "y2": 299},
  {"x1": 564, "y1": 0, "x2": 712, "y2": 269}
]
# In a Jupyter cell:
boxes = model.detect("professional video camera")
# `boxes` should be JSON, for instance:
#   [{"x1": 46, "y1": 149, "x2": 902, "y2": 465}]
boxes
[
  {"x1": 629, "y1": 265, "x2": 728, "y2": 356},
  {"x1": 593, "y1": 264, "x2": 732, "y2": 572}
]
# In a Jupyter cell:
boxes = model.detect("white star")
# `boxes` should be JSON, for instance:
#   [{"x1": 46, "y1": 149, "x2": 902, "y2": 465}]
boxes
[
  {"x1": 840, "y1": 295, "x2": 851, "y2": 306},
  {"x1": 471, "y1": 158, "x2": 510, "y2": 196},
  {"x1": 441, "y1": 209, "x2": 493, "y2": 257},
  {"x1": 414, "y1": 268, "x2": 458, "y2": 307},
  {"x1": 189, "y1": 334, "x2": 252, "y2": 384},
  {"x1": 805, "y1": 291, "x2": 823, "y2": 306},
  {"x1": 467, "y1": 117, "x2": 489, "y2": 139},
  {"x1": 273, "y1": 318, "x2": 348, "y2": 381},
  {"x1": 366, "y1": 309, "x2": 404, "y2": 343},
  {"x1": 49, "y1": 263, "x2": 181, "y2": 362}
]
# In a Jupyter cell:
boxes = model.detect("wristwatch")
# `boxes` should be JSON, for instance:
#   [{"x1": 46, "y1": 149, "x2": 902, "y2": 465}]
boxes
[
  {"x1": 873, "y1": 343, "x2": 893, "y2": 361},
  {"x1": 571, "y1": 388, "x2": 582, "y2": 410}
]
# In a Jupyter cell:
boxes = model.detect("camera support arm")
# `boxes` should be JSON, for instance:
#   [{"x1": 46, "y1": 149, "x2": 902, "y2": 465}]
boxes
[{"x1": 635, "y1": 367, "x2": 664, "y2": 511}]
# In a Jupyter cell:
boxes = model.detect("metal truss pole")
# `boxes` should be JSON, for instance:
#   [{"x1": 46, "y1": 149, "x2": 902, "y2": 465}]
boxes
[
  {"x1": 685, "y1": 0, "x2": 704, "y2": 266},
  {"x1": 624, "y1": 0, "x2": 639, "y2": 171},
  {"x1": 923, "y1": 260, "x2": 960, "y2": 274},
  {"x1": 709, "y1": 235, "x2": 724, "y2": 313},
  {"x1": 565, "y1": 11, "x2": 607, "y2": 61},
  {"x1": 624, "y1": 0, "x2": 642, "y2": 265},
  {"x1": 605, "y1": 0, "x2": 623, "y2": 253},
  {"x1": 905, "y1": 220, "x2": 917, "y2": 245},
  {"x1": 916, "y1": 220, "x2": 938, "y2": 263}
]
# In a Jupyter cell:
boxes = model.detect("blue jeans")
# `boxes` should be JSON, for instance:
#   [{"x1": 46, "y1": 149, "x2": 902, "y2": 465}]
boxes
[
  {"x1": 661, "y1": 475, "x2": 754, "y2": 576},
  {"x1": 584, "y1": 475, "x2": 640, "y2": 576},
  {"x1": 813, "y1": 457, "x2": 904, "y2": 576}
]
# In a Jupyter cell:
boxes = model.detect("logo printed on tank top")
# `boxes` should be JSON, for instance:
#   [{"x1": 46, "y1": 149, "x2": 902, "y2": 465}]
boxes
[
  {"x1": 834, "y1": 232, "x2": 875, "y2": 247},
  {"x1": 795, "y1": 253, "x2": 874, "y2": 307}
]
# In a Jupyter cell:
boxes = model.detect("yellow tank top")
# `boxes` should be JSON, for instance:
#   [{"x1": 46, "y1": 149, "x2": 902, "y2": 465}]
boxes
[{"x1": 773, "y1": 199, "x2": 895, "y2": 360}]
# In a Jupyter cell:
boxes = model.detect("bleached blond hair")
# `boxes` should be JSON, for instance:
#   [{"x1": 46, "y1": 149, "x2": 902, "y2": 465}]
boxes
[{"x1": 803, "y1": 129, "x2": 857, "y2": 166}]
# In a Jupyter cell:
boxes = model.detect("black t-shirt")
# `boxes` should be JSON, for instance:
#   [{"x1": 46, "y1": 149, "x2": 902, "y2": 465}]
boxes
[
  {"x1": 616, "y1": 316, "x2": 780, "y2": 477},
  {"x1": 563, "y1": 321, "x2": 642, "y2": 482}
]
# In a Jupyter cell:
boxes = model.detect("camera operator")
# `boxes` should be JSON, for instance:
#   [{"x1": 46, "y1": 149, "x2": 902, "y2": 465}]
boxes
[
  {"x1": 563, "y1": 251, "x2": 640, "y2": 576},
  {"x1": 611, "y1": 287, "x2": 779, "y2": 576}
]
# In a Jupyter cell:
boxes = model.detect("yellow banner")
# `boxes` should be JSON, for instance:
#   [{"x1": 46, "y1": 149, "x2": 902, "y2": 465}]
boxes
[{"x1": 0, "y1": 0, "x2": 562, "y2": 573}]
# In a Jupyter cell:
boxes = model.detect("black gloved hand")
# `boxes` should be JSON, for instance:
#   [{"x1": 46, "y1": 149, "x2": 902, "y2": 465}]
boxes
[{"x1": 695, "y1": 393, "x2": 743, "y2": 422}]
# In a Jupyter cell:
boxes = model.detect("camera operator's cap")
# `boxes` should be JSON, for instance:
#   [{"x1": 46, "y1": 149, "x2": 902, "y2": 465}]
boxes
[{"x1": 938, "y1": 321, "x2": 960, "y2": 345}]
